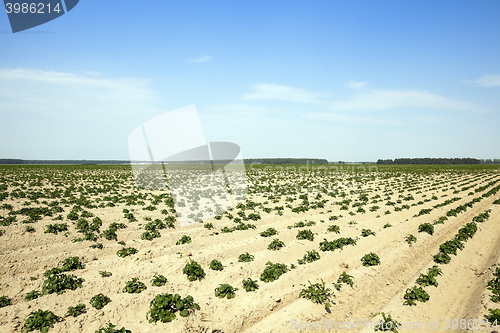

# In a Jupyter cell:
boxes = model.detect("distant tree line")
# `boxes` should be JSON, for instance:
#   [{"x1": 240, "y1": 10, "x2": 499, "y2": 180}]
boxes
[
  {"x1": 244, "y1": 158, "x2": 329, "y2": 165},
  {"x1": 0, "y1": 158, "x2": 330, "y2": 165},
  {"x1": 376, "y1": 158, "x2": 486, "y2": 165}
]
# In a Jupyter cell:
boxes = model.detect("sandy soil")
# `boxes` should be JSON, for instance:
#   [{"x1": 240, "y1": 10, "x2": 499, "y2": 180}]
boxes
[{"x1": 0, "y1": 165, "x2": 499, "y2": 333}]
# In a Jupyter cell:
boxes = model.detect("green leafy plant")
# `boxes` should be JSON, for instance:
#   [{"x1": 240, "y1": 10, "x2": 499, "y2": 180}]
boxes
[
  {"x1": 487, "y1": 308, "x2": 500, "y2": 322},
  {"x1": 25, "y1": 290, "x2": 42, "y2": 301},
  {"x1": 299, "y1": 279, "x2": 333, "y2": 307},
  {"x1": 151, "y1": 274, "x2": 167, "y2": 286},
  {"x1": 116, "y1": 247, "x2": 138, "y2": 258},
  {"x1": 361, "y1": 252, "x2": 380, "y2": 267},
  {"x1": 176, "y1": 235, "x2": 192, "y2": 245},
  {"x1": 183, "y1": 258, "x2": 205, "y2": 281},
  {"x1": 90, "y1": 293, "x2": 111, "y2": 310},
  {"x1": 25, "y1": 226, "x2": 35, "y2": 233},
  {"x1": 374, "y1": 312, "x2": 400, "y2": 332},
  {"x1": 90, "y1": 243, "x2": 103, "y2": 249},
  {"x1": 242, "y1": 278, "x2": 259, "y2": 292},
  {"x1": 267, "y1": 238, "x2": 285, "y2": 251},
  {"x1": 22, "y1": 309, "x2": 61, "y2": 333},
  {"x1": 238, "y1": 252, "x2": 254, "y2": 262},
  {"x1": 0, "y1": 295, "x2": 11, "y2": 308},
  {"x1": 147, "y1": 293, "x2": 200, "y2": 323},
  {"x1": 42, "y1": 274, "x2": 84, "y2": 295},
  {"x1": 59, "y1": 256, "x2": 84, "y2": 272},
  {"x1": 99, "y1": 271, "x2": 112, "y2": 277},
  {"x1": 403, "y1": 286, "x2": 430, "y2": 306},
  {"x1": 416, "y1": 273, "x2": 438, "y2": 287},
  {"x1": 65, "y1": 303, "x2": 86, "y2": 317},
  {"x1": 95, "y1": 322, "x2": 132, "y2": 333},
  {"x1": 327, "y1": 225, "x2": 340, "y2": 233},
  {"x1": 260, "y1": 227, "x2": 278, "y2": 237},
  {"x1": 297, "y1": 250, "x2": 321, "y2": 265},
  {"x1": 404, "y1": 234, "x2": 417, "y2": 244},
  {"x1": 361, "y1": 229, "x2": 376, "y2": 237},
  {"x1": 418, "y1": 223, "x2": 434, "y2": 235},
  {"x1": 439, "y1": 239, "x2": 464, "y2": 256},
  {"x1": 334, "y1": 271, "x2": 354, "y2": 291},
  {"x1": 214, "y1": 284, "x2": 237, "y2": 299},
  {"x1": 44, "y1": 223, "x2": 68, "y2": 235},
  {"x1": 209, "y1": 259, "x2": 224, "y2": 271},
  {"x1": 433, "y1": 252, "x2": 451, "y2": 264},
  {"x1": 296, "y1": 229, "x2": 314, "y2": 241},
  {"x1": 123, "y1": 278, "x2": 147, "y2": 293},
  {"x1": 383, "y1": 223, "x2": 392, "y2": 228},
  {"x1": 319, "y1": 237, "x2": 357, "y2": 252},
  {"x1": 260, "y1": 261, "x2": 288, "y2": 282},
  {"x1": 204, "y1": 223, "x2": 214, "y2": 230}
]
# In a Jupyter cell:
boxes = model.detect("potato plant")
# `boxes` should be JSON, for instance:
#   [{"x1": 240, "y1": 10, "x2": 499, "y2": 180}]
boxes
[
  {"x1": 95, "y1": 323, "x2": 132, "y2": 333},
  {"x1": 123, "y1": 278, "x2": 147, "y2": 293},
  {"x1": 147, "y1": 293, "x2": 200, "y2": 323},
  {"x1": 242, "y1": 278, "x2": 259, "y2": 292},
  {"x1": 299, "y1": 279, "x2": 333, "y2": 307},
  {"x1": 183, "y1": 258, "x2": 205, "y2": 281},
  {"x1": 151, "y1": 274, "x2": 167, "y2": 286},
  {"x1": 209, "y1": 259, "x2": 224, "y2": 271},
  {"x1": 90, "y1": 293, "x2": 111, "y2": 310},
  {"x1": 260, "y1": 262, "x2": 288, "y2": 282},
  {"x1": 22, "y1": 309, "x2": 61, "y2": 333},
  {"x1": 361, "y1": 253, "x2": 380, "y2": 267},
  {"x1": 238, "y1": 252, "x2": 254, "y2": 262},
  {"x1": 214, "y1": 284, "x2": 237, "y2": 299},
  {"x1": 65, "y1": 303, "x2": 86, "y2": 317}
]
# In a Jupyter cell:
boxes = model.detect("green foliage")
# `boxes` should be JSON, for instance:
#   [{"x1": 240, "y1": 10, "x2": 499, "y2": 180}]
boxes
[
  {"x1": 95, "y1": 323, "x2": 131, "y2": 333},
  {"x1": 374, "y1": 312, "x2": 400, "y2": 332},
  {"x1": 242, "y1": 278, "x2": 259, "y2": 292},
  {"x1": 151, "y1": 274, "x2": 167, "y2": 286},
  {"x1": 299, "y1": 279, "x2": 333, "y2": 307},
  {"x1": 214, "y1": 284, "x2": 237, "y2": 299},
  {"x1": 404, "y1": 234, "x2": 417, "y2": 244},
  {"x1": 427, "y1": 265, "x2": 442, "y2": 277},
  {"x1": 147, "y1": 293, "x2": 200, "y2": 323},
  {"x1": 99, "y1": 271, "x2": 112, "y2": 277},
  {"x1": 59, "y1": 256, "x2": 84, "y2": 272},
  {"x1": 455, "y1": 222, "x2": 477, "y2": 242},
  {"x1": 141, "y1": 230, "x2": 161, "y2": 241},
  {"x1": 416, "y1": 273, "x2": 438, "y2": 287},
  {"x1": 90, "y1": 243, "x2": 103, "y2": 249},
  {"x1": 25, "y1": 290, "x2": 42, "y2": 301},
  {"x1": 22, "y1": 309, "x2": 61, "y2": 333},
  {"x1": 334, "y1": 271, "x2": 354, "y2": 291},
  {"x1": 90, "y1": 293, "x2": 111, "y2": 310},
  {"x1": 0, "y1": 295, "x2": 11, "y2": 308},
  {"x1": 101, "y1": 229, "x2": 117, "y2": 241},
  {"x1": 260, "y1": 227, "x2": 278, "y2": 237},
  {"x1": 183, "y1": 258, "x2": 205, "y2": 281},
  {"x1": 403, "y1": 286, "x2": 430, "y2": 306},
  {"x1": 176, "y1": 235, "x2": 192, "y2": 245},
  {"x1": 361, "y1": 252, "x2": 380, "y2": 267},
  {"x1": 327, "y1": 225, "x2": 340, "y2": 233},
  {"x1": 260, "y1": 261, "x2": 288, "y2": 282},
  {"x1": 439, "y1": 239, "x2": 464, "y2": 256},
  {"x1": 361, "y1": 229, "x2": 376, "y2": 237},
  {"x1": 296, "y1": 229, "x2": 314, "y2": 241},
  {"x1": 123, "y1": 278, "x2": 147, "y2": 293},
  {"x1": 204, "y1": 223, "x2": 214, "y2": 230},
  {"x1": 268, "y1": 238, "x2": 285, "y2": 250},
  {"x1": 44, "y1": 223, "x2": 68, "y2": 235},
  {"x1": 319, "y1": 237, "x2": 356, "y2": 251},
  {"x1": 209, "y1": 259, "x2": 224, "y2": 271},
  {"x1": 25, "y1": 226, "x2": 35, "y2": 233},
  {"x1": 66, "y1": 303, "x2": 86, "y2": 317},
  {"x1": 487, "y1": 308, "x2": 500, "y2": 322},
  {"x1": 297, "y1": 250, "x2": 321, "y2": 265},
  {"x1": 433, "y1": 252, "x2": 451, "y2": 264},
  {"x1": 238, "y1": 252, "x2": 254, "y2": 262},
  {"x1": 116, "y1": 247, "x2": 138, "y2": 257},
  {"x1": 418, "y1": 223, "x2": 434, "y2": 235},
  {"x1": 42, "y1": 274, "x2": 84, "y2": 295}
]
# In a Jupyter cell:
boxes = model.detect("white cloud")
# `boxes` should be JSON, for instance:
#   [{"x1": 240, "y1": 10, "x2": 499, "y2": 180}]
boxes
[
  {"x1": 327, "y1": 89, "x2": 480, "y2": 112},
  {"x1": 242, "y1": 83, "x2": 327, "y2": 103},
  {"x1": 188, "y1": 56, "x2": 212, "y2": 64},
  {"x1": 347, "y1": 81, "x2": 369, "y2": 90},
  {"x1": 468, "y1": 74, "x2": 500, "y2": 87},
  {"x1": 303, "y1": 112, "x2": 405, "y2": 126},
  {"x1": 0, "y1": 68, "x2": 161, "y2": 121}
]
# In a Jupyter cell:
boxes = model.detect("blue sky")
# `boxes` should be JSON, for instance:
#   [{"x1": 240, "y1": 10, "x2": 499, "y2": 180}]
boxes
[{"x1": 0, "y1": 0, "x2": 499, "y2": 161}]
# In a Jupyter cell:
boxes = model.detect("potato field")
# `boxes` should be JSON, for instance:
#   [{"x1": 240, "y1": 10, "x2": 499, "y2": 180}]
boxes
[{"x1": 1, "y1": 164, "x2": 500, "y2": 333}]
